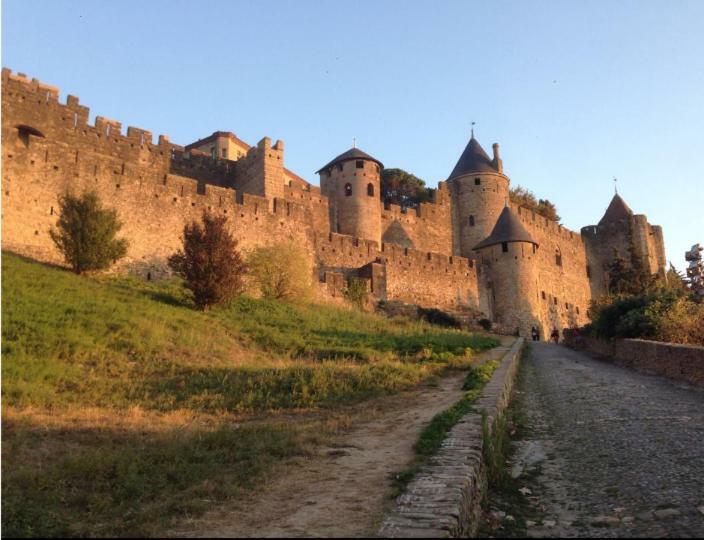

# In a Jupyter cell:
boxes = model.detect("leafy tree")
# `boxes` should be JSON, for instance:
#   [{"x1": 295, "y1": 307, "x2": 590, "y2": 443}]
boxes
[
  {"x1": 247, "y1": 241, "x2": 313, "y2": 301},
  {"x1": 588, "y1": 289, "x2": 704, "y2": 345},
  {"x1": 168, "y1": 211, "x2": 247, "y2": 310},
  {"x1": 605, "y1": 221, "x2": 657, "y2": 296},
  {"x1": 509, "y1": 185, "x2": 561, "y2": 222},
  {"x1": 342, "y1": 277, "x2": 369, "y2": 310},
  {"x1": 380, "y1": 168, "x2": 434, "y2": 210},
  {"x1": 50, "y1": 191, "x2": 128, "y2": 274},
  {"x1": 665, "y1": 263, "x2": 691, "y2": 295}
]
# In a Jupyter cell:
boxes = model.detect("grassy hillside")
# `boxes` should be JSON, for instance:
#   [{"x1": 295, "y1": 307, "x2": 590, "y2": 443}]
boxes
[{"x1": 1, "y1": 252, "x2": 498, "y2": 536}]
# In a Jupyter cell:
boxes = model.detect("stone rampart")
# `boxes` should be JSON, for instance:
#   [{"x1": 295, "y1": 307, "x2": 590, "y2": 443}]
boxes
[
  {"x1": 313, "y1": 232, "x2": 480, "y2": 311},
  {"x1": 576, "y1": 337, "x2": 704, "y2": 385},
  {"x1": 511, "y1": 204, "x2": 592, "y2": 332},
  {"x1": 2, "y1": 68, "x2": 482, "y2": 311},
  {"x1": 381, "y1": 183, "x2": 453, "y2": 254}
]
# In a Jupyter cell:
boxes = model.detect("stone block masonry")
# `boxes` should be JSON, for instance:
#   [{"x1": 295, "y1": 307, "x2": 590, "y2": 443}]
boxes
[
  {"x1": 2, "y1": 68, "x2": 668, "y2": 327},
  {"x1": 379, "y1": 338, "x2": 524, "y2": 538},
  {"x1": 575, "y1": 337, "x2": 704, "y2": 386},
  {"x1": 1, "y1": 69, "x2": 477, "y2": 313}
]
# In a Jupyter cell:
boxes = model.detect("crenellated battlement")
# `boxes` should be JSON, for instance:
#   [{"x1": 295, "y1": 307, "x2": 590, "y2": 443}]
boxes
[
  {"x1": 1, "y1": 68, "x2": 666, "y2": 324},
  {"x1": 2, "y1": 68, "x2": 172, "y2": 154}
]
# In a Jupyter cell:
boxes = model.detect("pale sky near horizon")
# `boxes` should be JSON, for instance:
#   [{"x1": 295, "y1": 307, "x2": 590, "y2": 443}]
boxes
[{"x1": 2, "y1": 0, "x2": 702, "y2": 268}]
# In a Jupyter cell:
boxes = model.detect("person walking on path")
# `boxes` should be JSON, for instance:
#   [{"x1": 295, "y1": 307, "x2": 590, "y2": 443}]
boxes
[{"x1": 531, "y1": 326, "x2": 540, "y2": 342}]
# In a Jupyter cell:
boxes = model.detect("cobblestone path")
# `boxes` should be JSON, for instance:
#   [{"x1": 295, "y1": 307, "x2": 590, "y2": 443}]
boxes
[{"x1": 501, "y1": 342, "x2": 704, "y2": 538}]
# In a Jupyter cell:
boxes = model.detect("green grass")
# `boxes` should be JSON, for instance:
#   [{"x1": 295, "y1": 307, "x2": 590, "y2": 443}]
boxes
[
  {"x1": 1, "y1": 251, "x2": 499, "y2": 537},
  {"x1": 2, "y1": 252, "x2": 498, "y2": 413},
  {"x1": 391, "y1": 359, "x2": 501, "y2": 495},
  {"x1": 2, "y1": 418, "x2": 320, "y2": 538}
]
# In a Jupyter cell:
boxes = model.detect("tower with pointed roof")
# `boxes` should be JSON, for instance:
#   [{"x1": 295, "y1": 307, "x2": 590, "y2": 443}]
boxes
[
  {"x1": 582, "y1": 193, "x2": 666, "y2": 297},
  {"x1": 447, "y1": 134, "x2": 509, "y2": 259},
  {"x1": 473, "y1": 205, "x2": 542, "y2": 332},
  {"x1": 317, "y1": 147, "x2": 384, "y2": 244}
]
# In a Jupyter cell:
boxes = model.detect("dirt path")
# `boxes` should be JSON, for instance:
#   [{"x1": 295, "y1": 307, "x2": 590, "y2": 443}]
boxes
[{"x1": 172, "y1": 337, "x2": 513, "y2": 538}]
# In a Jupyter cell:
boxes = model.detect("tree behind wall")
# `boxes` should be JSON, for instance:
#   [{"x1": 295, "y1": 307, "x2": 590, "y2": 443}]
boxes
[
  {"x1": 168, "y1": 212, "x2": 247, "y2": 310},
  {"x1": 380, "y1": 168, "x2": 433, "y2": 210},
  {"x1": 509, "y1": 185, "x2": 561, "y2": 222},
  {"x1": 49, "y1": 191, "x2": 128, "y2": 274},
  {"x1": 605, "y1": 220, "x2": 657, "y2": 296}
]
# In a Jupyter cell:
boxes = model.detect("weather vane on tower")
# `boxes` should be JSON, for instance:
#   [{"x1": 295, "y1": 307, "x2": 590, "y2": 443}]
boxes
[
  {"x1": 613, "y1": 177, "x2": 618, "y2": 194},
  {"x1": 471, "y1": 121, "x2": 475, "y2": 138}
]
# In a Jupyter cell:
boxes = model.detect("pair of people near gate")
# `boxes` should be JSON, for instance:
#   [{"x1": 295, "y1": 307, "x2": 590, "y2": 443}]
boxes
[{"x1": 531, "y1": 326, "x2": 560, "y2": 343}]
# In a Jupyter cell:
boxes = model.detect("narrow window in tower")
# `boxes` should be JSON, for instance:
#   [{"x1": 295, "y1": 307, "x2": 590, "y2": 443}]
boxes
[
  {"x1": 356, "y1": 160, "x2": 364, "y2": 169},
  {"x1": 367, "y1": 183, "x2": 374, "y2": 196},
  {"x1": 532, "y1": 244, "x2": 537, "y2": 254},
  {"x1": 345, "y1": 183, "x2": 352, "y2": 197},
  {"x1": 586, "y1": 265, "x2": 591, "y2": 278},
  {"x1": 541, "y1": 291, "x2": 546, "y2": 300},
  {"x1": 475, "y1": 178, "x2": 481, "y2": 186},
  {"x1": 469, "y1": 215, "x2": 475, "y2": 226},
  {"x1": 502, "y1": 242, "x2": 508, "y2": 253},
  {"x1": 554, "y1": 297, "x2": 558, "y2": 305},
  {"x1": 555, "y1": 249, "x2": 562, "y2": 266}
]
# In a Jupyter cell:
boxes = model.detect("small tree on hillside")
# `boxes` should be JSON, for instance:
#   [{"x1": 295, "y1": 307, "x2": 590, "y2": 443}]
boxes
[
  {"x1": 168, "y1": 211, "x2": 247, "y2": 310},
  {"x1": 247, "y1": 241, "x2": 313, "y2": 301},
  {"x1": 342, "y1": 277, "x2": 369, "y2": 310},
  {"x1": 50, "y1": 191, "x2": 128, "y2": 274}
]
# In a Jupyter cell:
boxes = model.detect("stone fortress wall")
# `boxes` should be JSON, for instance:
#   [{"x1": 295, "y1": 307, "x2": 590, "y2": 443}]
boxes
[
  {"x1": 510, "y1": 204, "x2": 593, "y2": 334},
  {"x1": 380, "y1": 182, "x2": 453, "y2": 255},
  {"x1": 1, "y1": 69, "x2": 476, "y2": 312},
  {"x1": 582, "y1": 215, "x2": 666, "y2": 297},
  {"x1": 1, "y1": 68, "x2": 667, "y2": 335}
]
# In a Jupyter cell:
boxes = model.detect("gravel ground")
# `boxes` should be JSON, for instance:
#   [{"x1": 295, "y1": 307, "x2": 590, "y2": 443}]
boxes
[{"x1": 498, "y1": 342, "x2": 704, "y2": 538}]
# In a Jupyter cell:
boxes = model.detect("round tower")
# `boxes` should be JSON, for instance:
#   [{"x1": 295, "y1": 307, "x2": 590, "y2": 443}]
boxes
[
  {"x1": 317, "y1": 147, "x2": 383, "y2": 245},
  {"x1": 448, "y1": 135, "x2": 510, "y2": 259},
  {"x1": 474, "y1": 206, "x2": 540, "y2": 337}
]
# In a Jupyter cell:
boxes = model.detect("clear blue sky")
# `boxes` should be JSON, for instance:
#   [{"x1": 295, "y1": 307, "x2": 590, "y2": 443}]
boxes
[{"x1": 3, "y1": 0, "x2": 703, "y2": 268}]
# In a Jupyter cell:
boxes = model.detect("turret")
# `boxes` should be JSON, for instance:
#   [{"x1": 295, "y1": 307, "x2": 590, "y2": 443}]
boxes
[
  {"x1": 582, "y1": 192, "x2": 667, "y2": 297},
  {"x1": 474, "y1": 206, "x2": 540, "y2": 336},
  {"x1": 317, "y1": 147, "x2": 383, "y2": 245},
  {"x1": 448, "y1": 134, "x2": 510, "y2": 259}
]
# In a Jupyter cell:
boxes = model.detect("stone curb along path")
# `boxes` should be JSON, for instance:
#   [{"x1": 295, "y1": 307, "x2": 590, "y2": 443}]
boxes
[{"x1": 378, "y1": 337, "x2": 525, "y2": 538}]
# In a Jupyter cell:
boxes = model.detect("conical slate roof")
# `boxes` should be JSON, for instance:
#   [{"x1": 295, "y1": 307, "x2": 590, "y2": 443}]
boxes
[
  {"x1": 598, "y1": 194, "x2": 633, "y2": 226},
  {"x1": 316, "y1": 147, "x2": 383, "y2": 174},
  {"x1": 448, "y1": 137, "x2": 498, "y2": 179},
  {"x1": 473, "y1": 206, "x2": 538, "y2": 250}
]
